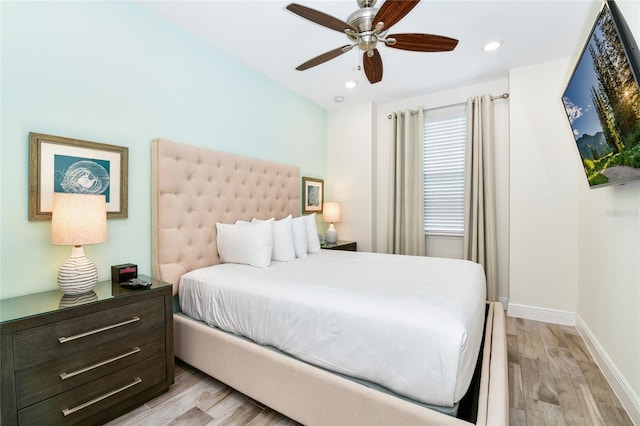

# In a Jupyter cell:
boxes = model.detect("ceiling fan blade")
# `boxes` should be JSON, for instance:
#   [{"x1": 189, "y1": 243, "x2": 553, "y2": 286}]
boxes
[
  {"x1": 387, "y1": 33, "x2": 459, "y2": 52},
  {"x1": 373, "y1": 0, "x2": 420, "y2": 31},
  {"x1": 286, "y1": 3, "x2": 356, "y2": 34},
  {"x1": 363, "y1": 49, "x2": 383, "y2": 84},
  {"x1": 295, "y1": 45, "x2": 351, "y2": 71}
]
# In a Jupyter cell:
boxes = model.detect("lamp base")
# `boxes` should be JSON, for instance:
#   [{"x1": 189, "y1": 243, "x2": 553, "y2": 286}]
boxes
[
  {"x1": 326, "y1": 223, "x2": 338, "y2": 244},
  {"x1": 59, "y1": 291, "x2": 99, "y2": 308},
  {"x1": 58, "y1": 246, "x2": 98, "y2": 295}
]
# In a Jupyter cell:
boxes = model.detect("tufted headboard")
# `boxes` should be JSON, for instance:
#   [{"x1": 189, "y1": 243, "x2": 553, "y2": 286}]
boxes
[{"x1": 151, "y1": 138, "x2": 300, "y2": 293}]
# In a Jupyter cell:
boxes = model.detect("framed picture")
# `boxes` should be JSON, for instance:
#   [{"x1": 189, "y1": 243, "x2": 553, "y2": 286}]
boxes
[
  {"x1": 561, "y1": 0, "x2": 640, "y2": 188},
  {"x1": 302, "y1": 177, "x2": 324, "y2": 214},
  {"x1": 29, "y1": 132, "x2": 129, "y2": 220}
]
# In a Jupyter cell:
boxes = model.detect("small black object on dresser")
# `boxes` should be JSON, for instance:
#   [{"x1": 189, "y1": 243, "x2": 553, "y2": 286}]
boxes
[
  {"x1": 111, "y1": 263, "x2": 138, "y2": 283},
  {"x1": 0, "y1": 277, "x2": 174, "y2": 426}
]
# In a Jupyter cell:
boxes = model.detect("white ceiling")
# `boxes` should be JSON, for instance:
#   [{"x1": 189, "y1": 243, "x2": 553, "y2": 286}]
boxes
[{"x1": 141, "y1": 0, "x2": 603, "y2": 110}]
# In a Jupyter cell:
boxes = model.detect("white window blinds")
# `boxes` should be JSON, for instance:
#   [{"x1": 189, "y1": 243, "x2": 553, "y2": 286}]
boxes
[{"x1": 423, "y1": 104, "x2": 466, "y2": 235}]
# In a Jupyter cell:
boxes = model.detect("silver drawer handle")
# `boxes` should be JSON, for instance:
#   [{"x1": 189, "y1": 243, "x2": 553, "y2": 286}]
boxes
[
  {"x1": 59, "y1": 347, "x2": 141, "y2": 380},
  {"x1": 61, "y1": 377, "x2": 142, "y2": 417},
  {"x1": 58, "y1": 316, "x2": 140, "y2": 343}
]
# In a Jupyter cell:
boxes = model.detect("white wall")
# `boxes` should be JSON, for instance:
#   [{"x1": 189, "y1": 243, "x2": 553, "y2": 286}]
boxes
[
  {"x1": 326, "y1": 103, "x2": 375, "y2": 251},
  {"x1": 576, "y1": 1, "x2": 640, "y2": 420},
  {"x1": 508, "y1": 0, "x2": 640, "y2": 415},
  {"x1": 373, "y1": 79, "x2": 511, "y2": 302},
  {"x1": 577, "y1": 181, "x2": 640, "y2": 421},
  {"x1": 508, "y1": 58, "x2": 580, "y2": 318}
]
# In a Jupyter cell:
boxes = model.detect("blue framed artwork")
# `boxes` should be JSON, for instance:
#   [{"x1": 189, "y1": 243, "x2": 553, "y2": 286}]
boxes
[{"x1": 29, "y1": 132, "x2": 129, "y2": 220}]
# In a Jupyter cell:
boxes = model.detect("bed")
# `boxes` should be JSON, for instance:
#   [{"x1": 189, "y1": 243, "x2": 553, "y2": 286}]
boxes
[{"x1": 151, "y1": 137, "x2": 508, "y2": 425}]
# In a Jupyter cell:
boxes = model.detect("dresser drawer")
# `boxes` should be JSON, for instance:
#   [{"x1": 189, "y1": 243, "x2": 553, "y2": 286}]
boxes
[
  {"x1": 13, "y1": 297, "x2": 164, "y2": 371},
  {"x1": 18, "y1": 354, "x2": 166, "y2": 425},
  {"x1": 15, "y1": 325, "x2": 165, "y2": 409}
]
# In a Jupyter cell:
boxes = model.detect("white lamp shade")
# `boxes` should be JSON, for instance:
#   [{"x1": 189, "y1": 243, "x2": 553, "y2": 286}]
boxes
[
  {"x1": 323, "y1": 202, "x2": 341, "y2": 223},
  {"x1": 51, "y1": 193, "x2": 107, "y2": 246}
]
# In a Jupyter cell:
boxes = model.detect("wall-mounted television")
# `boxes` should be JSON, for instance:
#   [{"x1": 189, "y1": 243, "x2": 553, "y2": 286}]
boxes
[{"x1": 562, "y1": 0, "x2": 640, "y2": 188}]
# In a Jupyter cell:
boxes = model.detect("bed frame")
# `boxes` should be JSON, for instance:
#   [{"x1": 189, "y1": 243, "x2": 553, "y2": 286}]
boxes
[{"x1": 151, "y1": 138, "x2": 508, "y2": 425}]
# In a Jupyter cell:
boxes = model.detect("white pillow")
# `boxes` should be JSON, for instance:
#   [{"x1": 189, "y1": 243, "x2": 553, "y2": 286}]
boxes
[
  {"x1": 216, "y1": 221, "x2": 273, "y2": 268},
  {"x1": 252, "y1": 215, "x2": 296, "y2": 262},
  {"x1": 291, "y1": 216, "x2": 307, "y2": 258},
  {"x1": 304, "y1": 213, "x2": 321, "y2": 254}
]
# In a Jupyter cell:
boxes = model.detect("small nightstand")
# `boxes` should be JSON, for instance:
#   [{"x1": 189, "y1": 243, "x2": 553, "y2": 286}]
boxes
[
  {"x1": 0, "y1": 277, "x2": 174, "y2": 426},
  {"x1": 323, "y1": 240, "x2": 357, "y2": 251}
]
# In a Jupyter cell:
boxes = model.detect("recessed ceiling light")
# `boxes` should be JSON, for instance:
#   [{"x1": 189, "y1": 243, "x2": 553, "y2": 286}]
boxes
[
  {"x1": 483, "y1": 41, "x2": 502, "y2": 52},
  {"x1": 334, "y1": 96, "x2": 344, "y2": 103},
  {"x1": 345, "y1": 80, "x2": 358, "y2": 89}
]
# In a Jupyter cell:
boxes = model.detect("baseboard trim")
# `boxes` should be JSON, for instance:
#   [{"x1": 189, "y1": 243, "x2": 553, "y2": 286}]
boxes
[
  {"x1": 506, "y1": 303, "x2": 576, "y2": 326},
  {"x1": 498, "y1": 297, "x2": 508, "y2": 311},
  {"x1": 575, "y1": 315, "x2": 640, "y2": 425}
]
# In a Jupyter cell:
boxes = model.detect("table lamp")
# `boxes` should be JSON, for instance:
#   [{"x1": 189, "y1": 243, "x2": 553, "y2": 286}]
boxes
[
  {"x1": 323, "y1": 202, "x2": 341, "y2": 244},
  {"x1": 51, "y1": 193, "x2": 107, "y2": 295}
]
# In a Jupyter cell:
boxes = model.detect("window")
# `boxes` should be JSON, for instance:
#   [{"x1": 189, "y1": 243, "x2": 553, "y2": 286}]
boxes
[{"x1": 423, "y1": 104, "x2": 466, "y2": 235}]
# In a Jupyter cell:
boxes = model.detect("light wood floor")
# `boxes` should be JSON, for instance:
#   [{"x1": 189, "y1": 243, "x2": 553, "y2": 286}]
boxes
[
  {"x1": 506, "y1": 316, "x2": 632, "y2": 425},
  {"x1": 107, "y1": 316, "x2": 633, "y2": 425}
]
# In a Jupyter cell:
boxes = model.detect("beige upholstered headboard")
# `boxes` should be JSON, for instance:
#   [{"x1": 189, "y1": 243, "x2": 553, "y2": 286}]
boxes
[{"x1": 151, "y1": 138, "x2": 300, "y2": 292}]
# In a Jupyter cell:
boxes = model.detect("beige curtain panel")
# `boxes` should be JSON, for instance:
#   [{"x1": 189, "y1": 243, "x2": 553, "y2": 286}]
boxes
[
  {"x1": 464, "y1": 95, "x2": 499, "y2": 301},
  {"x1": 386, "y1": 109, "x2": 426, "y2": 256}
]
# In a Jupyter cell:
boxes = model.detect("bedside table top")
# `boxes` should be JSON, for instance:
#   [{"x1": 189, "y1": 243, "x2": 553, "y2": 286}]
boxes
[
  {"x1": 0, "y1": 276, "x2": 171, "y2": 324},
  {"x1": 322, "y1": 240, "x2": 357, "y2": 250}
]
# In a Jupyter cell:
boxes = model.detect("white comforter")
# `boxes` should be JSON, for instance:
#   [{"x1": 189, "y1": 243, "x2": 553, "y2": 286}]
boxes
[{"x1": 179, "y1": 250, "x2": 486, "y2": 407}]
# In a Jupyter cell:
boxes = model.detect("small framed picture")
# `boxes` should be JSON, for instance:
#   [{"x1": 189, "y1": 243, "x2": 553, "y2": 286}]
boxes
[
  {"x1": 302, "y1": 177, "x2": 324, "y2": 214},
  {"x1": 29, "y1": 132, "x2": 129, "y2": 220}
]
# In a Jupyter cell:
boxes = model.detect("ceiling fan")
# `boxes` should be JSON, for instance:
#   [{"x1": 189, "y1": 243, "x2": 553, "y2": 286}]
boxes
[{"x1": 286, "y1": 0, "x2": 458, "y2": 84}]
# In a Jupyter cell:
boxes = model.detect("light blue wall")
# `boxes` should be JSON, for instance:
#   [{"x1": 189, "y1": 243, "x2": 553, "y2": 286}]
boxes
[{"x1": 0, "y1": 1, "x2": 327, "y2": 299}]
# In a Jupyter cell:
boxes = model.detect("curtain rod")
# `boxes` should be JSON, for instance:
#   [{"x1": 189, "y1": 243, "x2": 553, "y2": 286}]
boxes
[{"x1": 387, "y1": 92, "x2": 509, "y2": 119}]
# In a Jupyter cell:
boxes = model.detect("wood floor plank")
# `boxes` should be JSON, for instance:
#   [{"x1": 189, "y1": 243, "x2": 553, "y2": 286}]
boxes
[
  {"x1": 596, "y1": 401, "x2": 634, "y2": 426},
  {"x1": 564, "y1": 333, "x2": 592, "y2": 364},
  {"x1": 204, "y1": 391, "x2": 263, "y2": 425},
  {"x1": 520, "y1": 356, "x2": 553, "y2": 394},
  {"x1": 576, "y1": 382, "x2": 607, "y2": 425},
  {"x1": 507, "y1": 333, "x2": 520, "y2": 364},
  {"x1": 556, "y1": 378, "x2": 592, "y2": 425},
  {"x1": 509, "y1": 407, "x2": 526, "y2": 426},
  {"x1": 581, "y1": 363, "x2": 625, "y2": 408},
  {"x1": 246, "y1": 409, "x2": 301, "y2": 426},
  {"x1": 170, "y1": 407, "x2": 214, "y2": 425},
  {"x1": 517, "y1": 328, "x2": 547, "y2": 360},
  {"x1": 508, "y1": 362, "x2": 525, "y2": 410},
  {"x1": 546, "y1": 346, "x2": 584, "y2": 381},
  {"x1": 506, "y1": 314, "x2": 517, "y2": 336},
  {"x1": 122, "y1": 380, "x2": 225, "y2": 425},
  {"x1": 198, "y1": 387, "x2": 235, "y2": 412},
  {"x1": 524, "y1": 396, "x2": 566, "y2": 425}
]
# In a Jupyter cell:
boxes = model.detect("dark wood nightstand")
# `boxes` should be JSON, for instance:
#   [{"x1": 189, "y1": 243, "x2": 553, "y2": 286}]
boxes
[
  {"x1": 0, "y1": 277, "x2": 174, "y2": 426},
  {"x1": 322, "y1": 240, "x2": 357, "y2": 251}
]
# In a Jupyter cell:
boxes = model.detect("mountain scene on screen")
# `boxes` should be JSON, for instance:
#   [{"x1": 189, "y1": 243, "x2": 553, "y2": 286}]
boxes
[
  {"x1": 562, "y1": 4, "x2": 640, "y2": 187},
  {"x1": 576, "y1": 132, "x2": 610, "y2": 160}
]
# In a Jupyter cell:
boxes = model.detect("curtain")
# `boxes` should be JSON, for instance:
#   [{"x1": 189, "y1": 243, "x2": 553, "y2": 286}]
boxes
[
  {"x1": 464, "y1": 95, "x2": 498, "y2": 301},
  {"x1": 386, "y1": 109, "x2": 426, "y2": 256}
]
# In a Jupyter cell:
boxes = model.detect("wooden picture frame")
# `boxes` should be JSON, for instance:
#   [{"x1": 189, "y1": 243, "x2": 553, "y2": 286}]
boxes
[
  {"x1": 29, "y1": 132, "x2": 129, "y2": 220},
  {"x1": 302, "y1": 177, "x2": 324, "y2": 214}
]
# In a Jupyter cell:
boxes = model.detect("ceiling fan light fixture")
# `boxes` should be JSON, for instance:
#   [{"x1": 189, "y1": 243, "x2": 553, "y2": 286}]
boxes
[
  {"x1": 483, "y1": 41, "x2": 502, "y2": 52},
  {"x1": 287, "y1": 0, "x2": 458, "y2": 84},
  {"x1": 334, "y1": 96, "x2": 345, "y2": 103}
]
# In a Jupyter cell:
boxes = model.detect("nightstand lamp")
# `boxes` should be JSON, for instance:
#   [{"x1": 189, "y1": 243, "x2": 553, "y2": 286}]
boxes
[
  {"x1": 323, "y1": 201, "x2": 341, "y2": 244},
  {"x1": 51, "y1": 193, "x2": 107, "y2": 295}
]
